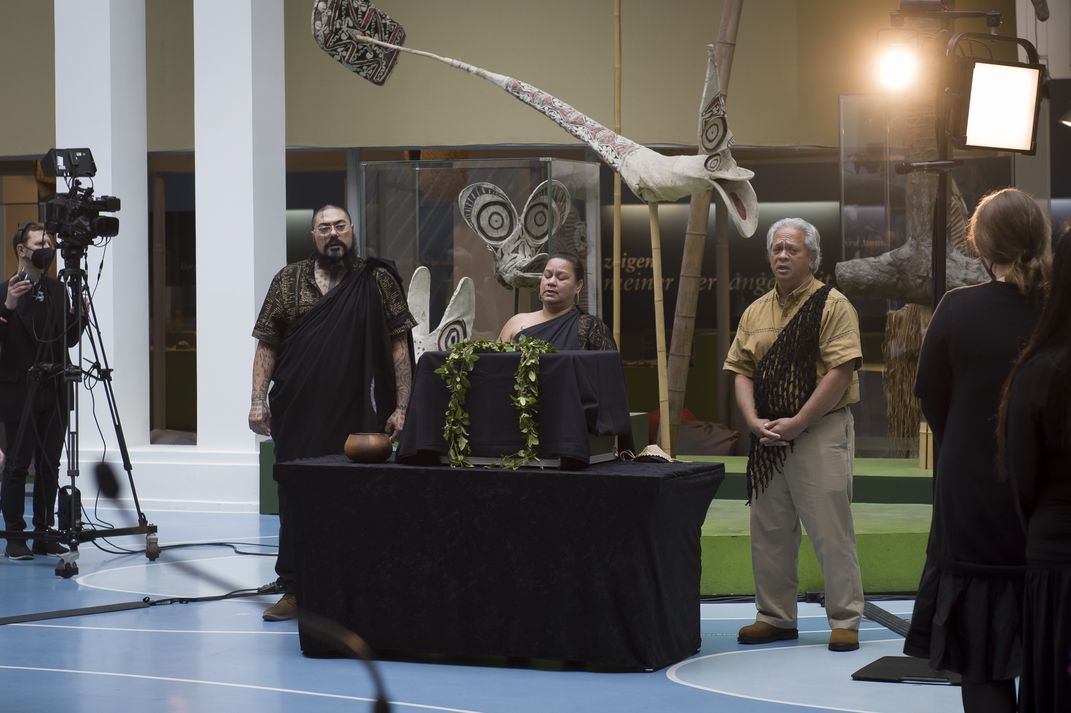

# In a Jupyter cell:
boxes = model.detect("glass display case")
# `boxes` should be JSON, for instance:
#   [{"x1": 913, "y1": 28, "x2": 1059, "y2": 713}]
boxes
[
  {"x1": 361, "y1": 158, "x2": 601, "y2": 341},
  {"x1": 839, "y1": 94, "x2": 1015, "y2": 456}
]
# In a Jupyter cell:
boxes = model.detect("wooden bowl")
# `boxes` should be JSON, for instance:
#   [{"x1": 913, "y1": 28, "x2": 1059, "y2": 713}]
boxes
[{"x1": 344, "y1": 432, "x2": 393, "y2": 463}]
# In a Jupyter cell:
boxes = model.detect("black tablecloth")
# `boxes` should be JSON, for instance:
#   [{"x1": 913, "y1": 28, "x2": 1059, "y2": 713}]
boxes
[
  {"x1": 396, "y1": 350, "x2": 632, "y2": 465},
  {"x1": 277, "y1": 456, "x2": 724, "y2": 670}
]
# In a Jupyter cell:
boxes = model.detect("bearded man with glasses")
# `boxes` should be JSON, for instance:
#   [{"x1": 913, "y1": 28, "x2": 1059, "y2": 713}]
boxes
[{"x1": 249, "y1": 204, "x2": 416, "y2": 621}]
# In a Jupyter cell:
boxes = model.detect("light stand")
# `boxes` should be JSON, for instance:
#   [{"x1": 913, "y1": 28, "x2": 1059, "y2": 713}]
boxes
[{"x1": 897, "y1": 31, "x2": 1043, "y2": 306}]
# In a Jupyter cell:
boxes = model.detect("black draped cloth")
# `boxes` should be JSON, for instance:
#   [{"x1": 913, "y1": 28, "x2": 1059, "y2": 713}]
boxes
[
  {"x1": 1004, "y1": 347, "x2": 1071, "y2": 712},
  {"x1": 277, "y1": 455, "x2": 724, "y2": 670},
  {"x1": 517, "y1": 307, "x2": 616, "y2": 350},
  {"x1": 397, "y1": 350, "x2": 632, "y2": 465},
  {"x1": 269, "y1": 261, "x2": 397, "y2": 463},
  {"x1": 904, "y1": 281, "x2": 1040, "y2": 682}
]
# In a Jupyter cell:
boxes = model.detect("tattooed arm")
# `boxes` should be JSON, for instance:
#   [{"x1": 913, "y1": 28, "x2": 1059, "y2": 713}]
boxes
[
  {"x1": 384, "y1": 333, "x2": 411, "y2": 440},
  {"x1": 249, "y1": 340, "x2": 277, "y2": 436}
]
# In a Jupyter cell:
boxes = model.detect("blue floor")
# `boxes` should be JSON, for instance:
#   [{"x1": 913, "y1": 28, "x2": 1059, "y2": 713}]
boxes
[{"x1": 1, "y1": 504, "x2": 959, "y2": 713}]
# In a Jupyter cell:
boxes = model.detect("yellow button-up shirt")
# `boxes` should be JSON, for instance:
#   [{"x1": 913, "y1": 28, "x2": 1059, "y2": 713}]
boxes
[{"x1": 723, "y1": 276, "x2": 862, "y2": 412}]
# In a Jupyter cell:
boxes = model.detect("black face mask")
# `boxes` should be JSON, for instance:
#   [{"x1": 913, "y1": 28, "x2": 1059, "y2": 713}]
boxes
[{"x1": 30, "y1": 247, "x2": 55, "y2": 271}]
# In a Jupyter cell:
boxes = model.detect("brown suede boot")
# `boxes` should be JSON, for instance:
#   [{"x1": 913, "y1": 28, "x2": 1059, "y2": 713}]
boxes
[
  {"x1": 828, "y1": 628, "x2": 859, "y2": 651},
  {"x1": 263, "y1": 593, "x2": 298, "y2": 621},
  {"x1": 737, "y1": 621, "x2": 799, "y2": 644}
]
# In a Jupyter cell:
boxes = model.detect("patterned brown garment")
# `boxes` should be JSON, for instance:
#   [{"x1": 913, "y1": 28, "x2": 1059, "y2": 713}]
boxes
[{"x1": 252, "y1": 256, "x2": 416, "y2": 347}]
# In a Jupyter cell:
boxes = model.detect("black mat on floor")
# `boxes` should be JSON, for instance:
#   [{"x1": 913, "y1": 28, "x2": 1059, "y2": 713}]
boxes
[{"x1": 852, "y1": 656, "x2": 962, "y2": 685}]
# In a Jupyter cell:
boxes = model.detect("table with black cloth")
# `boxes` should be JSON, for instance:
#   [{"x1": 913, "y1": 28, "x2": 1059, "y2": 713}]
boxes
[
  {"x1": 276, "y1": 455, "x2": 724, "y2": 670},
  {"x1": 397, "y1": 350, "x2": 632, "y2": 466}
]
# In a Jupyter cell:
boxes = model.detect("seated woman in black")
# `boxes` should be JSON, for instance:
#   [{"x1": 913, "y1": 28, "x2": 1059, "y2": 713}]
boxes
[{"x1": 498, "y1": 253, "x2": 616, "y2": 350}]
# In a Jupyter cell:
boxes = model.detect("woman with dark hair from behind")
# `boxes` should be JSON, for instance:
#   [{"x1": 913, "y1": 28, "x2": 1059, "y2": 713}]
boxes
[
  {"x1": 999, "y1": 222, "x2": 1071, "y2": 713},
  {"x1": 904, "y1": 187, "x2": 1051, "y2": 713}
]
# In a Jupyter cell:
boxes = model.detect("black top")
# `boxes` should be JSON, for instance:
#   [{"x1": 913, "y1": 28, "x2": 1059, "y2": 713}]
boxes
[
  {"x1": 914, "y1": 281, "x2": 1041, "y2": 574},
  {"x1": 517, "y1": 307, "x2": 617, "y2": 350},
  {"x1": 0, "y1": 276, "x2": 81, "y2": 419},
  {"x1": 267, "y1": 263, "x2": 405, "y2": 463},
  {"x1": 1004, "y1": 347, "x2": 1071, "y2": 565},
  {"x1": 252, "y1": 255, "x2": 415, "y2": 347}
]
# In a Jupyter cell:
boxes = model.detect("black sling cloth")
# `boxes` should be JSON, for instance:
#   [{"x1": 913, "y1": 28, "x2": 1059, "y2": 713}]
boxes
[
  {"x1": 269, "y1": 262, "x2": 397, "y2": 463},
  {"x1": 518, "y1": 308, "x2": 580, "y2": 350},
  {"x1": 746, "y1": 284, "x2": 833, "y2": 503}
]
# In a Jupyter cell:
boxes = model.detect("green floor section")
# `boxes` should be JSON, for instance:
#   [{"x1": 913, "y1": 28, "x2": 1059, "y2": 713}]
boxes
[
  {"x1": 699, "y1": 500, "x2": 931, "y2": 596},
  {"x1": 684, "y1": 456, "x2": 935, "y2": 504},
  {"x1": 687, "y1": 455, "x2": 932, "y2": 478}
]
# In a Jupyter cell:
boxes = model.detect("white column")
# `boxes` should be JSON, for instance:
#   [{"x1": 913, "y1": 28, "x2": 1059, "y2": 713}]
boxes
[
  {"x1": 55, "y1": 0, "x2": 149, "y2": 452},
  {"x1": 193, "y1": 0, "x2": 286, "y2": 452}
]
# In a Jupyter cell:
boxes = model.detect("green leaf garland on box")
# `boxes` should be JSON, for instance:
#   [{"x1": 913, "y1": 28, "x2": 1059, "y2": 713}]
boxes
[{"x1": 435, "y1": 336, "x2": 556, "y2": 469}]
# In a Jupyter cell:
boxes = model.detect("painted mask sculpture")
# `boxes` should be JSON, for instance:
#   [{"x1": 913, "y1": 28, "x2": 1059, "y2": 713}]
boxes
[
  {"x1": 457, "y1": 180, "x2": 571, "y2": 289},
  {"x1": 407, "y1": 266, "x2": 475, "y2": 360}
]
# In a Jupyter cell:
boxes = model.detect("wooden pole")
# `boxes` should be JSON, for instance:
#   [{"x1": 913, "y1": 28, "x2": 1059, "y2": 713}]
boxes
[
  {"x1": 612, "y1": 0, "x2": 623, "y2": 346},
  {"x1": 666, "y1": 0, "x2": 744, "y2": 451},
  {"x1": 649, "y1": 202, "x2": 671, "y2": 450},
  {"x1": 713, "y1": 0, "x2": 743, "y2": 428},
  {"x1": 667, "y1": 189, "x2": 712, "y2": 448},
  {"x1": 714, "y1": 200, "x2": 731, "y2": 424}
]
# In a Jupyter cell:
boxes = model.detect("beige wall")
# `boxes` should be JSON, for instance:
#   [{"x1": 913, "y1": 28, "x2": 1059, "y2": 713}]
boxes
[
  {"x1": 0, "y1": 0, "x2": 1019, "y2": 156},
  {"x1": 0, "y1": 1, "x2": 55, "y2": 157},
  {"x1": 146, "y1": 0, "x2": 194, "y2": 151}
]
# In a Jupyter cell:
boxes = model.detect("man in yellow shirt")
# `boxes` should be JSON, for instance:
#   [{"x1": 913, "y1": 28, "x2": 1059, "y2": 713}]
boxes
[{"x1": 723, "y1": 217, "x2": 864, "y2": 652}]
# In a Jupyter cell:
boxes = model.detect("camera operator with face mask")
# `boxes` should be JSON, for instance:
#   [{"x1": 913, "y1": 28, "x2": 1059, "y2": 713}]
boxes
[{"x1": 0, "y1": 222, "x2": 82, "y2": 560}]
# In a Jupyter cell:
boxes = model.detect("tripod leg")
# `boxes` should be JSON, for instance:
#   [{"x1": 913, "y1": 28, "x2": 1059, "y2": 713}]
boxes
[{"x1": 81, "y1": 286, "x2": 148, "y2": 525}]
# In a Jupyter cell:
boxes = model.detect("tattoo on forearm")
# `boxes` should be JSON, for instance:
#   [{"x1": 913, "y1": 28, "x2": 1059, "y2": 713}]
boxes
[
  {"x1": 392, "y1": 336, "x2": 411, "y2": 412},
  {"x1": 251, "y1": 341, "x2": 277, "y2": 403}
]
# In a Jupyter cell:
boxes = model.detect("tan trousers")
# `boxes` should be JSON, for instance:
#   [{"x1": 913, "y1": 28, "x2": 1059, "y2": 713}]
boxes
[{"x1": 750, "y1": 407, "x2": 864, "y2": 630}]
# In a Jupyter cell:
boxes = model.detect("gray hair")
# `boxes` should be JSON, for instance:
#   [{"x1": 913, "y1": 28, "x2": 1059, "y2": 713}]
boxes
[{"x1": 766, "y1": 217, "x2": 821, "y2": 271}]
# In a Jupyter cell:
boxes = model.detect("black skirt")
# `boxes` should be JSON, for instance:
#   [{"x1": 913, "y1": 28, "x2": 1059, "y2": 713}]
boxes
[
  {"x1": 903, "y1": 558, "x2": 1024, "y2": 683},
  {"x1": 1019, "y1": 566, "x2": 1071, "y2": 713}
]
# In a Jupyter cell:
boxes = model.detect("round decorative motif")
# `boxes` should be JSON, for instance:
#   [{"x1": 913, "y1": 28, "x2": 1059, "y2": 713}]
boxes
[
  {"x1": 701, "y1": 117, "x2": 728, "y2": 154},
  {"x1": 473, "y1": 197, "x2": 515, "y2": 242},
  {"x1": 704, "y1": 153, "x2": 724, "y2": 174},
  {"x1": 437, "y1": 320, "x2": 468, "y2": 350},
  {"x1": 524, "y1": 200, "x2": 553, "y2": 239}
]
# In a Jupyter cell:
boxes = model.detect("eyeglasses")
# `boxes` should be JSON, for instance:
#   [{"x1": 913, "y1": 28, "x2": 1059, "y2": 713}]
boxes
[{"x1": 313, "y1": 221, "x2": 351, "y2": 236}]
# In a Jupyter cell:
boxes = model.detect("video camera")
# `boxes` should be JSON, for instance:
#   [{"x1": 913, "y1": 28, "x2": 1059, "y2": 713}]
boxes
[{"x1": 41, "y1": 148, "x2": 121, "y2": 249}]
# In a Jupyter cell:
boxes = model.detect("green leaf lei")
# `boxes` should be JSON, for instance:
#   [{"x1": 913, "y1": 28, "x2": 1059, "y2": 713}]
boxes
[{"x1": 434, "y1": 336, "x2": 556, "y2": 469}]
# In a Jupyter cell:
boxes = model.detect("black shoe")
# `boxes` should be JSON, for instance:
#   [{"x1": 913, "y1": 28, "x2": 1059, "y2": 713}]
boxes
[
  {"x1": 32, "y1": 538, "x2": 70, "y2": 556},
  {"x1": 5, "y1": 540, "x2": 34, "y2": 560}
]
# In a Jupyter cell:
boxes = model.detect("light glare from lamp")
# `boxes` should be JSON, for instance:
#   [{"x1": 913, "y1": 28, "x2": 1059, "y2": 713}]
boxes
[
  {"x1": 964, "y1": 62, "x2": 1041, "y2": 152},
  {"x1": 878, "y1": 45, "x2": 917, "y2": 91}
]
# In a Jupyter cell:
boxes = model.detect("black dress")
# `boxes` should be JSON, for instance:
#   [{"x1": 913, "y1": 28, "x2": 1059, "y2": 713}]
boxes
[
  {"x1": 904, "y1": 281, "x2": 1041, "y2": 682},
  {"x1": 1004, "y1": 347, "x2": 1071, "y2": 712},
  {"x1": 516, "y1": 307, "x2": 617, "y2": 351}
]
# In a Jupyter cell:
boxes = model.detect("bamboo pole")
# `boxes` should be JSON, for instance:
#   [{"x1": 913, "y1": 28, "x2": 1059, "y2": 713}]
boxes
[
  {"x1": 649, "y1": 202, "x2": 671, "y2": 450},
  {"x1": 612, "y1": 0, "x2": 622, "y2": 346},
  {"x1": 666, "y1": 0, "x2": 744, "y2": 452},
  {"x1": 667, "y1": 189, "x2": 712, "y2": 448},
  {"x1": 714, "y1": 200, "x2": 731, "y2": 425}
]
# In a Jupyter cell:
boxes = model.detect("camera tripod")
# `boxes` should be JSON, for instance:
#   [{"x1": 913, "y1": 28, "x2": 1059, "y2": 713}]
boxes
[{"x1": 0, "y1": 243, "x2": 158, "y2": 577}]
